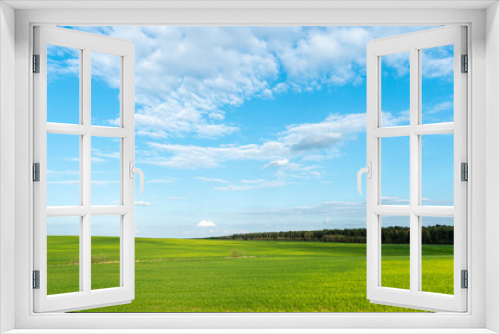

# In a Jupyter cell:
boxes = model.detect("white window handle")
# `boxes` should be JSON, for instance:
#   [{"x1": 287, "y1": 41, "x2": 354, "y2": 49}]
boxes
[
  {"x1": 357, "y1": 162, "x2": 372, "y2": 195},
  {"x1": 129, "y1": 162, "x2": 145, "y2": 194}
]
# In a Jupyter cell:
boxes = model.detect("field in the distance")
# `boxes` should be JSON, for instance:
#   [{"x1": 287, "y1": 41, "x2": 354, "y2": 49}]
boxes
[{"x1": 46, "y1": 237, "x2": 454, "y2": 312}]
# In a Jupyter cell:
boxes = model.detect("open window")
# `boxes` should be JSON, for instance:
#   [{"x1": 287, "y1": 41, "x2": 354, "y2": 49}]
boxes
[
  {"x1": 33, "y1": 26, "x2": 142, "y2": 312},
  {"x1": 362, "y1": 26, "x2": 467, "y2": 312}
]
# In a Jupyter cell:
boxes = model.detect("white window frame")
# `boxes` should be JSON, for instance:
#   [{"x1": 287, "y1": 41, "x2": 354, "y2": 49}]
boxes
[
  {"x1": 1, "y1": 2, "x2": 499, "y2": 333},
  {"x1": 366, "y1": 26, "x2": 467, "y2": 312},
  {"x1": 33, "y1": 26, "x2": 136, "y2": 313}
]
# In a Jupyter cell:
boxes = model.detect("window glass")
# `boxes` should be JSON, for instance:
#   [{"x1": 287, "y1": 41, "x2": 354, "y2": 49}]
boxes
[
  {"x1": 47, "y1": 45, "x2": 80, "y2": 124},
  {"x1": 421, "y1": 45, "x2": 454, "y2": 124},
  {"x1": 47, "y1": 133, "x2": 80, "y2": 206},
  {"x1": 421, "y1": 216, "x2": 454, "y2": 295},
  {"x1": 381, "y1": 52, "x2": 410, "y2": 127},
  {"x1": 49, "y1": 25, "x2": 451, "y2": 313},
  {"x1": 421, "y1": 134, "x2": 454, "y2": 206},
  {"x1": 91, "y1": 52, "x2": 121, "y2": 127},
  {"x1": 91, "y1": 215, "x2": 121, "y2": 290},
  {"x1": 381, "y1": 215, "x2": 410, "y2": 290},
  {"x1": 47, "y1": 216, "x2": 80, "y2": 295},
  {"x1": 91, "y1": 137, "x2": 121, "y2": 206},
  {"x1": 381, "y1": 137, "x2": 410, "y2": 205}
]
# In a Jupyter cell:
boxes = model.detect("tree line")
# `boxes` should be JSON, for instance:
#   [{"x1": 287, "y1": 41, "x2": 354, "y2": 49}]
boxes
[{"x1": 206, "y1": 225, "x2": 453, "y2": 245}]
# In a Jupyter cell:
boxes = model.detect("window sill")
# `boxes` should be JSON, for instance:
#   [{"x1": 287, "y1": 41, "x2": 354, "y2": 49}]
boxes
[{"x1": 3, "y1": 330, "x2": 497, "y2": 334}]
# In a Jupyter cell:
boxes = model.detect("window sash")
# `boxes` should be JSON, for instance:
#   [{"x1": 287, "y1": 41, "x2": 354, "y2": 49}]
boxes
[
  {"x1": 33, "y1": 26, "x2": 136, "y2": 313},
  {"x1": 366, "y1": 26, "x2": 468, "y2": 312}
]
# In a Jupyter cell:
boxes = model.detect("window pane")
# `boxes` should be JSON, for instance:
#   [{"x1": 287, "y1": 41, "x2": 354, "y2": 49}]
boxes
[
  {"x1": 47, "y1": 133, "x2": 80, "y2": 206},
  {"x1": 47, "y1": 45, "x2": 80, "y2": 124},
  {"x1": 381, "y1": 137, "x2": 410, "y2": 205},
  {"x1": 91, "y1": 137, "x2": 121, "y2": 206},
  {"x1": 380, "y1": 52, "x2": 410, "y2": 127},
  {"x1": 421, "y1": 216, "x2": 454, "y2": 295},
  {"x1": 421, "y1": 45, "x2": 454, "y2": 124},
  {"x1": 91, "y1": 52, "x2": 121, "y2": 127},
  {"x1": 421, "y1": 134, "x2": 454, "y2": 206},
  {"x1": 47, "y1": 216, "x2": 80, "y2": 295},
  {"x1": 91, "y1": 215, "x2": 121, "y2": 290},
  {"x1": 381, "y1": 215, "x2": 410, "y2": 290}
]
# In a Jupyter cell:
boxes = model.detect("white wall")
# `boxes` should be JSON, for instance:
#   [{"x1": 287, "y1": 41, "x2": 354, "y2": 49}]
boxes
[
  {"x1": 0, "y1": 2, "x2": 16, "y2": 333},
  {"x1": 486, "y1": 2, "x2": 500, "y2": 333}
]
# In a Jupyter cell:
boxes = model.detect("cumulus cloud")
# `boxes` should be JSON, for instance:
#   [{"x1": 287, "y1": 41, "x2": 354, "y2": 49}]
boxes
[
  {"x1": 66, "y1": 26, "x2": 435, "y2": 141},
  {"x1": 265, "y1": 159, "x2": 289, "y2": 167},
  {"x1": 197, "y1": 220, "x2": 216, "y2": 227},
  {"x1": 135, "y1": 201, "x2": 152, "y2": 206},
  {"x1": 421, "y1": 45, "x2": 454, "y2": 79}
]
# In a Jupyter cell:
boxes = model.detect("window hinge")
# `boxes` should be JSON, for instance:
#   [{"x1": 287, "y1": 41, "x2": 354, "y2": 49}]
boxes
[
  {"x1": 33, "y1": 270, "x2": 40, "y2": 289},
  {"x1": 33, "y1": 163, "x2": 40, "y2": 182},
  {"x1": 33, "y1": 54, "x2": 40, "y2": 73},
  {"x1": 461, "y1": 270, "x2": 468, "y2": 289},
  {"x1": 461, "y1": 54, "x2": 468, "y2": 73},
  {"x1": 461, "y1": 162, "x2": 468, "y2": 182}
]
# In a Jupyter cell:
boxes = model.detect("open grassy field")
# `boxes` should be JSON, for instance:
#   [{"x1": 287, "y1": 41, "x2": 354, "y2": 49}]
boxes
[{"x1": 46, "y1": 237, "x2": 453, "y2": 312}]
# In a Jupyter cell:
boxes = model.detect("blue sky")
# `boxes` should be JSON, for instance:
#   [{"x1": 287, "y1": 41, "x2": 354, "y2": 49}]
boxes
[{"x1": 46, "y1": 26, "x2": 454, "y2": 238}]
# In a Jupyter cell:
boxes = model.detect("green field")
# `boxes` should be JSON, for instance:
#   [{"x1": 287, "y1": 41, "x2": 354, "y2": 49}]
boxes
[{"x1": 46, "y1": 237, "x2": 453, "y2": 312}]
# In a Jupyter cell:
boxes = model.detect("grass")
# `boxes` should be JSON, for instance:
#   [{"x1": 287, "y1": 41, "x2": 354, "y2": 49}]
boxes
[{"x1": 46, "y1": 236, "x2": 453, "y2": 312}]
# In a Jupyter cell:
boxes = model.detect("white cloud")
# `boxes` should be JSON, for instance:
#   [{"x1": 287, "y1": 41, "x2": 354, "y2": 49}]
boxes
[
  {"x1": 47, "y1": 170, "x2": 79, "y2": 175},
  {"x1": 421, "y1": 46, "x2": 454, "y2": 79},
  {"x1": 195, "y1": 176, "x2": 229, "y2": 184},
  {"x1": 92, "y1": 148, "x2": 120, "y2": 160},
  {"x1": 91, "y1": 180, "x2": 119, "y2": 186},
  {"x1": 280, "y1": 113, "x2": 365, "y2": 152},
  {"x1": 147, "y1": 179, "x2": 176, "y2": 184},
  {"x1": 48, "y1": 180, "x2": 118, "y2": 186},
  {"x1": 425, "y1": 100, "x2": 453, "y2": 115},
  {"x1": 65, "y1": 157, "x2": 106, "y2": 163},
  {"x1": 48, "y1": 180, "x2": 79, "y2": 185},
  {"x1": 135, "y1": 201, "x2": 152, "y2": 206},
  {"x1": 197, "y1": 220, "x2": 216, "y2": 227},
  {"x1": 380, "y1": 110, "x2": 410, "y2": 127},
  {"x1": 68, "y1": 26, "x2": 435, "y2": 141},
  {"x1": 248, "y1": 200, "x2": 366, "y2": 217},
  {"x1": 241, "y1": 179, "x2": 266, "y2": 184},
  {"x1": 136, "y1": 130, "x2": 169, "y2": 139},
  {"x1": 381, "y1": 52, "x2": 410, "y2": 77},
  {"x1": 215, "y1": 180, "x2": 286, "y2": 191},
  {"x1": 144, "y1": 112, "x2": 376, "y2": 170},
  {"x1": 146, "y1": 141, "x2": 288, "y2": 169},
  {"x1": 265, "y1": 159, "x2": 289, "y2": 167}
]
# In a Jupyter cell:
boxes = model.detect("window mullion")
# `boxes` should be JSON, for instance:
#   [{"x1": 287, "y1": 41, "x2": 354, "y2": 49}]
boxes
[
  {"x1": 409, "y1": 47, "x2": 420, "y2": 294},
  {"x1": 82, "y1": 47, "x2": 92, "y2": 294}
]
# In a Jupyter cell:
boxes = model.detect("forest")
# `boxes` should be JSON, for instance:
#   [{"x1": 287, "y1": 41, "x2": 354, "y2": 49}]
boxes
[{"x1": 206, "y1": 225, "x2": 454, "y2": 244}]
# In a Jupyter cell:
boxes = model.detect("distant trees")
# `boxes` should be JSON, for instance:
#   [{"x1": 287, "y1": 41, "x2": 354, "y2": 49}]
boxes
[{"x1": 206, "y1": 225, "x2": 453, "y2": 245}]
